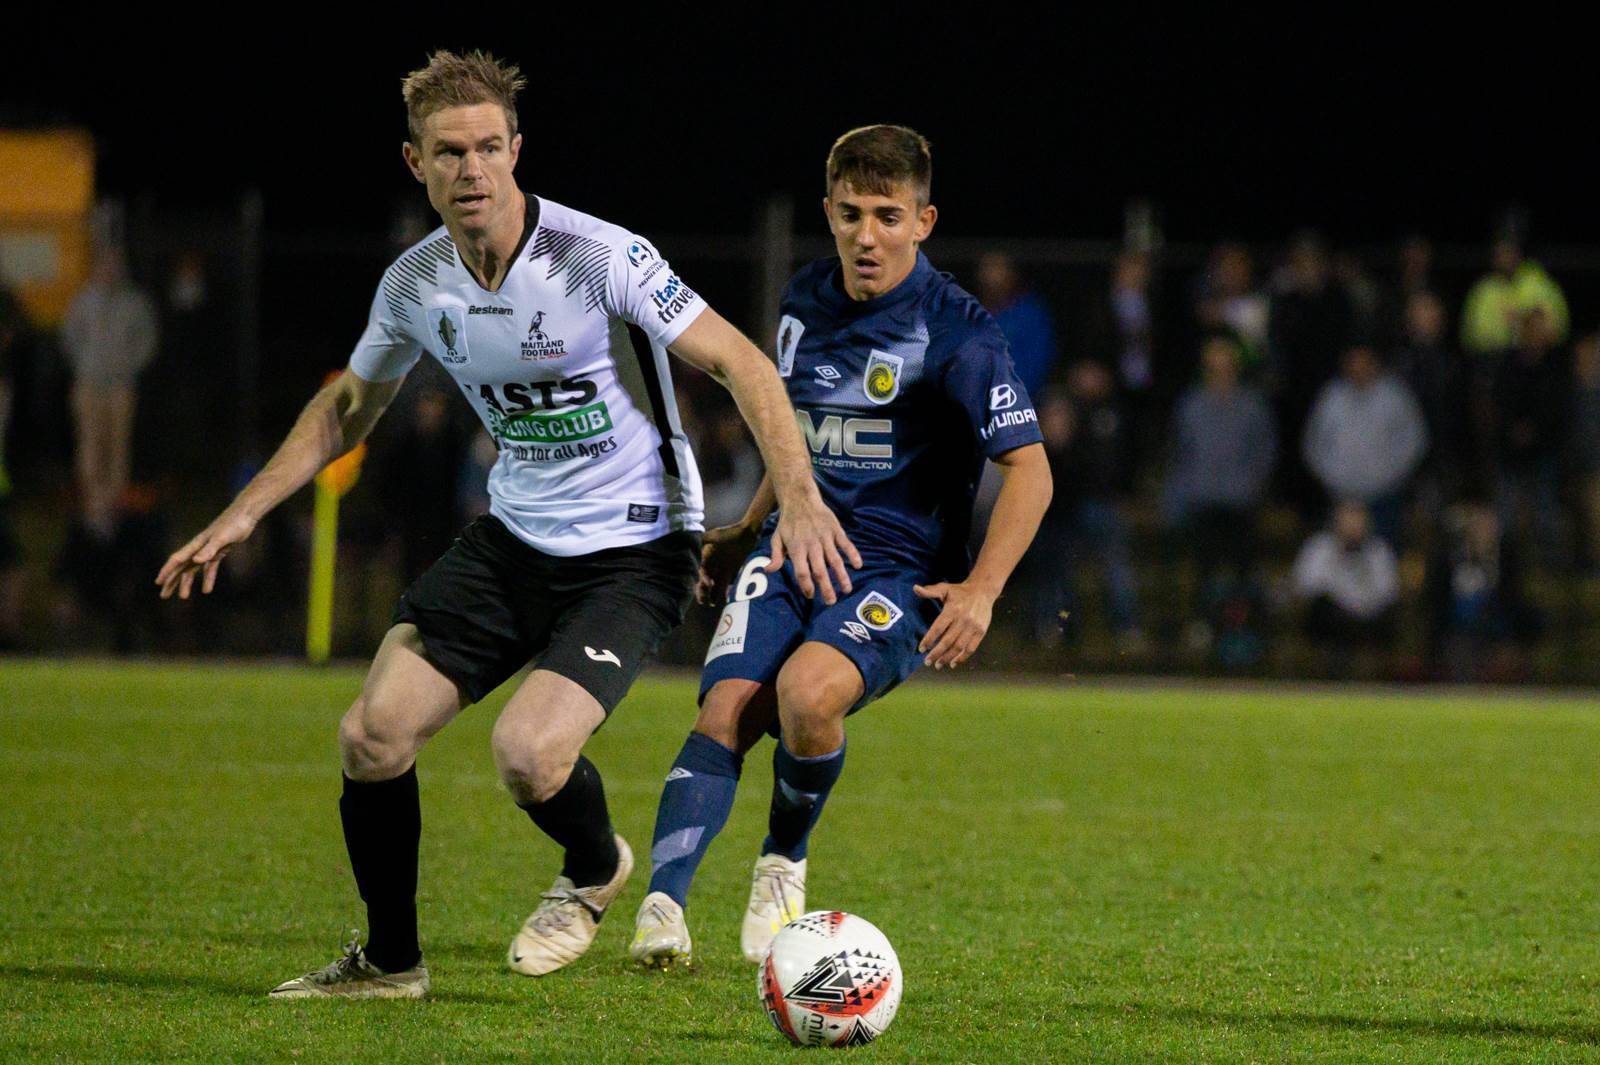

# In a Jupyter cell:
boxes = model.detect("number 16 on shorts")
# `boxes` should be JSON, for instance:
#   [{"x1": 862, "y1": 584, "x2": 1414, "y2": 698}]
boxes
[{"x1": 705, "y1": 556, "x2": 769, "y2": 663}]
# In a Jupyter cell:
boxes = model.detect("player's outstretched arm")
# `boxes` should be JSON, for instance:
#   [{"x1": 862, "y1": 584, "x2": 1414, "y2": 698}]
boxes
[
  {"x1": 155, "y1": 370, "x2": 403, "y2": 600},
  {"x1": 669, "y1": 309, "x2": 860, "y2": 604},
  {"x1": 915, "y1": 442, "x2": 1052, "y2": 669}
]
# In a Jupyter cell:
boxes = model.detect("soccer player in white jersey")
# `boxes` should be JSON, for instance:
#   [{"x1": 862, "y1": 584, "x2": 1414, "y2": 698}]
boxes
[{"x1": 155, "y1": 50, "x2": 858, "y2": 998}]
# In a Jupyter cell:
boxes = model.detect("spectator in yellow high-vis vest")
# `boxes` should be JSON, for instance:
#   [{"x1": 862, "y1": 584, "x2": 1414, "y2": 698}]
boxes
[{"x1": 1461, "y1": 239, "x2": 1568, "y2": 357}]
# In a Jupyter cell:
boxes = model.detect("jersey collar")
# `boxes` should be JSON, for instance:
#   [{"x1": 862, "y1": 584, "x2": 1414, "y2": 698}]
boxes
[{"x1": 458, "y1": 193, "x2": 540, "y2": 294}]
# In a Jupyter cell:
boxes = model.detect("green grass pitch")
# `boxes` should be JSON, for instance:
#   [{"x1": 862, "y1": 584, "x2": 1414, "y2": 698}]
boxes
[{"x1": 2, "y1": 660, "x2": 1599, "y2": 1062}]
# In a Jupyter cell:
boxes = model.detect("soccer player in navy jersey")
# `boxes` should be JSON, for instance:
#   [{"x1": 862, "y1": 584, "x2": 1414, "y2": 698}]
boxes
[{"x1": 630, "y1": 125, "x2": 1053, "y2": 968}]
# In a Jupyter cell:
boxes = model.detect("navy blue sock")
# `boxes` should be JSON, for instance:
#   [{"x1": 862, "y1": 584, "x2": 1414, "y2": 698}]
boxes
[
  {"x1": 762, "y1": 739, "x2": 846, "y2": 861},
  {"x1": 646, "y1": 733, "x2": 743, "y2": 907}
]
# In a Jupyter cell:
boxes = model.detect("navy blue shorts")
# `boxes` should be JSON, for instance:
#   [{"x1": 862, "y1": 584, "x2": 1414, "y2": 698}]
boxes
[{"x1": 698, "y1": 537, "x2": 939, "y2": 713}]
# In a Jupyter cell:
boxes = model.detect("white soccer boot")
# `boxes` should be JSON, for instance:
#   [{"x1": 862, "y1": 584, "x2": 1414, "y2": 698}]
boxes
[
  {"x1": 508, "y1": 834, "x2": 633, "y2": 976},
  {"x1": 629, "y1": 891, "x2": 694, "y2": 969},
  {"x1": 269, "y1": 934, "x2": 430, "y2": 999},
  {"x1": 740, "y1": 853, "x2": 807, "y2": 963}
]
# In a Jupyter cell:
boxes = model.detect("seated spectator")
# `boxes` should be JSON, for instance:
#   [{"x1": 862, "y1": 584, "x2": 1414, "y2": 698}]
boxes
[
  {"x1": 1303, "y1": 344, "x2": 1428, "y2": 546},
  {"x1": 1292, "y1": 502, "x2": 1399, "y2": 651},
  {"x1": 1461, "y1": 237, "x2": 1569, "y2": 359},
  {"x1": 1025, "y1": 361, "x2": 1144, "y2": 650},
  {"x1": 975, "y1": 251, "x2": 1057, "y2": 401},
  {"x1": 1424, "y1": 502, "x2": 1541, "y2": 681},
  {"x1": 1572, "y1": 334, "x2": 1600, "y2": 572},
  {"x1": 1491, "y1": 306, "x2": 1569, "y2": 567},
  {"x1": 1162, "y1": 333, "x2": 1277, "y2": 655}
]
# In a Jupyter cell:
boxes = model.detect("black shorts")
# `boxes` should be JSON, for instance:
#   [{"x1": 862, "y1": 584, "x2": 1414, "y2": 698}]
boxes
[{"x1": 393, "y1": 514, "x2": 699, "y2": 711}]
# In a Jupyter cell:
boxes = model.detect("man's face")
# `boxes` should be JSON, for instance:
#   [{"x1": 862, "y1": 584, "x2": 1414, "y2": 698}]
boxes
[
  {"x1": 1342, "y1": 346, "x2": 1380, "y2": 388},
  {"x1": 403, "y1": 103, "x2": 522, "y2": 233},
  {"x1": 1201, "y1": 339, "x2": 1239, "y2": 388},
  {"x1": 824, "y1": 179, "x2": 936, "y2": 300}
]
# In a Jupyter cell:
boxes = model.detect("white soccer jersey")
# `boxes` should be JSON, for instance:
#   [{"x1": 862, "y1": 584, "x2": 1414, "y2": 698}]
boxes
[{"x1": 348, "y1": 195, "x2": 707, "y2": 555}]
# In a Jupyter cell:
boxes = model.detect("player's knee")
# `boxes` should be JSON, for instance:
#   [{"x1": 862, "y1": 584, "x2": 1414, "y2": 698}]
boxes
[
  {"x1": 775, "y1": 668, "x2": 850, "y2": 745},
  {"x1": 490, "y1": 719, "x2": 575, "y2": 803},
  {"x1": 339, "y1": 696, "x2": 417, "y2": 781}
]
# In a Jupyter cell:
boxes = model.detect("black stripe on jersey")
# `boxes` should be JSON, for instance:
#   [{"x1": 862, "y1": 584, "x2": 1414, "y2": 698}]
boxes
[
  {"x1": 625, "y1": 324, "x2": 681, "y2": 479},
  {"x1": 512, "y1": 194, "x2": 540, "y2": 259},
  {"x1": 381, "y1": 235, "x2": 456, "y2": 323},
  {"x1": 529, "y1": 228, "x2": 610, "y2": 312}
]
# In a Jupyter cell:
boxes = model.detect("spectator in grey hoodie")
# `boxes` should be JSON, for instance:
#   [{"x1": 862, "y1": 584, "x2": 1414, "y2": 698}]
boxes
[
  {"x1": 1302, "y1": 343, "x2": 1428, "y2": 546},
  {"x1": 1164, "y1": 333, "x2": 1277, "y2": 591}
]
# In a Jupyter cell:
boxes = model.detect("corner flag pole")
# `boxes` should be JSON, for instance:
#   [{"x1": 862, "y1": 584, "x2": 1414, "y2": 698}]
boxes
[{"x1": 306, "y1": 374, "x2": 366, "y2": 664}]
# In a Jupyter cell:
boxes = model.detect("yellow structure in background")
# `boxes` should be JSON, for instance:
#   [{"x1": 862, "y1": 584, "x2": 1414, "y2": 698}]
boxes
[
  {"x1": 307, "y1": 440, "x2": 367, "y2": 665},
  {"x1": 0, "y1": 130, "x2": 95, "y2": 327}
]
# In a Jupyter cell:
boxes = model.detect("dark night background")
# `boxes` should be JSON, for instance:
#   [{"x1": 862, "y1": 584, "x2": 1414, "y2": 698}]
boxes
[{"x1": 1, "y1": 20, "x2": 1586, "y2": 245}]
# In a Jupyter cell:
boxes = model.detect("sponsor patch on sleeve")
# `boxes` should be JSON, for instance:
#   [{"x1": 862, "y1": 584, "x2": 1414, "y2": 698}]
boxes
[{"x1": 777, "y1": 315, "x2": 804, "y2": 378}]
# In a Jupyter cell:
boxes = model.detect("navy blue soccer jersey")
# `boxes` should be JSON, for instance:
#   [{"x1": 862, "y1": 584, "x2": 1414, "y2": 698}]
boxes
[{"x1": 767, "y1": 251, "x2": 1043, "y2": 581}]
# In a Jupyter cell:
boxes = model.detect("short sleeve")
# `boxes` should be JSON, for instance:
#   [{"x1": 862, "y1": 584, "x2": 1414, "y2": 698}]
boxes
[
  {"x1": 347, "y1": 280, "x2": 423, "y2": 383},
  {"x1": 606, "y1": 234, "x2": 707, "y2": 347},
  {"x1": 941, "y1": 327, "x2": 1044, "y2": 459}
]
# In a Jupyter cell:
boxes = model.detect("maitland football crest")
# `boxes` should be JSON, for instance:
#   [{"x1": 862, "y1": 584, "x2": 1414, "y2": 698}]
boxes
[
  {"x1": 863, "y1": 351, "x2": 903, "y2": 405},
  {"x1": 521, "y1": 309, "x2": 567, "y2": 361},
  {"x1": 433, "y1": 307, "x2": 469, "y2": 365}
]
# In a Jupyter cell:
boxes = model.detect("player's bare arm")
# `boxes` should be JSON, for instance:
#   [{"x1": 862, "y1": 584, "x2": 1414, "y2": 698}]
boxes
[
  {"x1": 156, "y1": 370, "x2": 403, "y2": 599},
  {"x1": 695, "y1": 473, "x2": 778, "y2": 606},
  {"x1": 914, "y1": 442, "x2": 1051, "y2": 669},
  {"x1": 669, "y1": 309, "x2": 861, "y2": 604}
]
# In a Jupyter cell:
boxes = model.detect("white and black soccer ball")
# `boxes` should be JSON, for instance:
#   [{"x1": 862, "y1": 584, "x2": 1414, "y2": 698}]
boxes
[{"x1": 759, "y1": 911, "x2": 903, "y2": 1047}]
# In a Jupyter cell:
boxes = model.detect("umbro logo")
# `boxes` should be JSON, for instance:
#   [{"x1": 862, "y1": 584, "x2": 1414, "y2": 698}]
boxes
[
  {"x1": 585, "y1": 647, "x2": 621, "y2": 667},
  {"x1": 815, "y1": 365, "x2": 840, "y2": 389},
  {"x1": 665, "y1": 767, "x2": 693, "y2": 783},
  {"x1": 839, "y1": 621, "x2": 871, "y2": 644}
]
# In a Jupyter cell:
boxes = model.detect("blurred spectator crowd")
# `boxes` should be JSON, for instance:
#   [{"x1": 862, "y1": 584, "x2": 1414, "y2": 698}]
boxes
[
  {"x1": 991, "y1": 229, "x2": 1586, "y2": 681},
  {"x1": 2, "y1": 218, "x2": 1598, "y2": 683}
]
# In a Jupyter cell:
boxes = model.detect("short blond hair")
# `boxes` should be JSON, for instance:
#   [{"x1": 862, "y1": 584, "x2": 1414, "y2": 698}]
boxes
[{"x1": 401, "y1": 49, "x2": 526, "y2": 146}]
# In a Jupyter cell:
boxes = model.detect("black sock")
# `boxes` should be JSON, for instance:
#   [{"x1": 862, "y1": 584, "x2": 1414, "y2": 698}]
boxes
[
  {"x1": 339, "y1": 766, "x2": 422, "y2": 973},
  {"x1": 518, "y1": 755, "x2": 619, "y2": 889}
]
